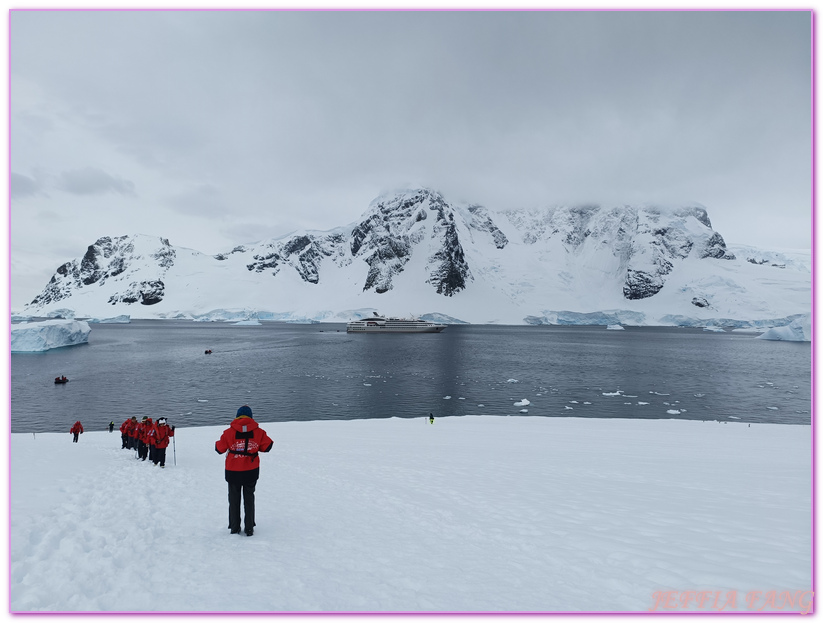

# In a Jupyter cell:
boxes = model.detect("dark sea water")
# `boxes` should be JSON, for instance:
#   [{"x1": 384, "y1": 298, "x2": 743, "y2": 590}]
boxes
[{"x1": 10, "y1": 321, "x2": 812, "y2": 433}]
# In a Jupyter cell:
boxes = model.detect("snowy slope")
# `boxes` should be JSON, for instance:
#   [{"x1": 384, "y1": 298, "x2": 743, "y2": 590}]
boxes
[
  {"x1": 10, "y1": 416, "x2": 811, "y2": 613},
  {"x1": 19, "y1": 189, "x2": 810, "y2": 326}
]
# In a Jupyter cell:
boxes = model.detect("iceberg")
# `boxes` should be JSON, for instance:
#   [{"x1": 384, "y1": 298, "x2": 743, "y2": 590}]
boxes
[
  {"x1": 11, "y1": 320, "x2": 91, "y2": 352},
  {"x1": 87, "y1": 315, "x2": 131, "y2": 324},
  {"x1": 758, "y1": 314, "x2": 811, "y2": 342},
  {"x1": 46, "y1": 308, "x2": 75, "y2": 319}
]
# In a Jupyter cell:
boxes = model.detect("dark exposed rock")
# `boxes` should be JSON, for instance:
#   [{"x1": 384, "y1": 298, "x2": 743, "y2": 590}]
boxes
[
  {"x1": 700, "y1": 232, "x2": 735, "y2": 260},
  {"x1": 623, "y1": 269, "x2": 667, "y2": 299},
  {"x1": 107, "y1": 280, "x2": 165, "y2": 305},
  {"x1": 467, "y1": 204, "x2": 508, "y2": 249}
]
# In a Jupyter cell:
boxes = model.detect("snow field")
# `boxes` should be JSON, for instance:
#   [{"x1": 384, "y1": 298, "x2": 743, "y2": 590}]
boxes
[{"x1": 10, "y1": 416, "x2": 811, "y2": 612}]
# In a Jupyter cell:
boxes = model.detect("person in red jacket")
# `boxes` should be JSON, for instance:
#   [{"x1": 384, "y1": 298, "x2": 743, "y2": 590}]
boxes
[
  {"x1": 215, "y1": 405, "x2": 274, "y2": 536},
  {"x1": 69, "y1": 420, "x2": 83, "y2": 443},
  {"x1": 119, "y1": 418, "x2": 130, "y2": 449},
  {"x1": 126, "y1": 416, "x2": 139, "y2": 450},
  {"x1": 152, "y1": 418, "x2": 175, "y2": 467}
]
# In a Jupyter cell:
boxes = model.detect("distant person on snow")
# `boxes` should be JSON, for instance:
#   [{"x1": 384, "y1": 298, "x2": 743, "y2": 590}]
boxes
[
  {"x1": 108, "y1": 421, "x2": 114, "y2": 433},
  {"x1": 152, "y1": 418, "x2": 175, "y2": 467},
  {"x1": 429, "y1": 413, "x2": 435, "y2": 424},
  {"x1": 215, "y1": 405, "x2": 274, "y2": 536},
  {"x1": 69, "y1": 420, "x2": 84, "y2": 443}
]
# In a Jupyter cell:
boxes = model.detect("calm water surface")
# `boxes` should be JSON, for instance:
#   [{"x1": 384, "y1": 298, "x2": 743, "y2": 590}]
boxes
[{"x1": 10, "y1": 321, "x2": 811, "y2": 433}]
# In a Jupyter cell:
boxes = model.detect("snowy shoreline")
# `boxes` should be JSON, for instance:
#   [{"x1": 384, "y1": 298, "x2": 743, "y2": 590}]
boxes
[{"x1": 10, "y1": 415, "x2": 811, "y2": 613}]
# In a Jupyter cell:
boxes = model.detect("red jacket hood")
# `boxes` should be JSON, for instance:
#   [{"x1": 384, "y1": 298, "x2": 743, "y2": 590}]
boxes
[{"x1": 230, "y1": 416, "x2": 259, "y2": 433}]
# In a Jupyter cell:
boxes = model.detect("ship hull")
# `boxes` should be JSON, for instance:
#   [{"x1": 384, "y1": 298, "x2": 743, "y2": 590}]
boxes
[
  {"x1": 346, "y1": 317, "x2": 446, "y2": 333},
  {"x1": 347, "y1": 324, "x2": 446, "y2": 333}
]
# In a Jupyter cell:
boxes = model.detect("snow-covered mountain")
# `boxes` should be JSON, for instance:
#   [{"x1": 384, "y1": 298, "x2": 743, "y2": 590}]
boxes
[{"x1": 20, "y1": 188, "x2": 811, "y2": 326}]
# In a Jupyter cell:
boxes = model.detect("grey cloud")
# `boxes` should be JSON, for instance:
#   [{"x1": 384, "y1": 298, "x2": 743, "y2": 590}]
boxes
[
  {"x1": 58, "y1": 167, "x2": 136, "y2": 196},
  {"x1": 167, "y1": 184, "x2": 227, "y2": 218},
  {"x1": 8, "y1": 9, "x2": 813, "y2": 264},
  {"x1": 11, "y1": 172, "x2": 44, "y2": 198}
]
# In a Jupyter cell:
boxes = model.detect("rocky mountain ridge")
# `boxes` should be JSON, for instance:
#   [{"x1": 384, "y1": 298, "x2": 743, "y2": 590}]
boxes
[{"x1": 22, "y1": 188, "x2": 809, "y2": 326}]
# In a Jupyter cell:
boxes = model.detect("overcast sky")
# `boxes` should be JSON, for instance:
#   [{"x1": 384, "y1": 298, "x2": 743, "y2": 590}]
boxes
[{"x1": 9, "y1": 9, "x2": 812, "y2": 308}]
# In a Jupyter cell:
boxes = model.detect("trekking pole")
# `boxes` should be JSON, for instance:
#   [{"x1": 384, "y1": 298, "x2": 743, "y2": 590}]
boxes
[{"x1": 173, "y1": 433, "x2": 177, "y2": 466}]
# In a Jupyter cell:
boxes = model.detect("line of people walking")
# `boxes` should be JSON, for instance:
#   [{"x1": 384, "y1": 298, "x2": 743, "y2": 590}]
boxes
[
  {"x1": 119, "y1": 416, "x2": 175, "y2": 467},
  {"x1": 108, "y1": 404, "x2": 273, "y2": 538}
]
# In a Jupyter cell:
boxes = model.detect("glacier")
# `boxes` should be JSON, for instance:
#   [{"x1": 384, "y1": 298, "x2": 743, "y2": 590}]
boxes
[{"x1": 10, "y1": 319, "x2": 91, "y2": 352}]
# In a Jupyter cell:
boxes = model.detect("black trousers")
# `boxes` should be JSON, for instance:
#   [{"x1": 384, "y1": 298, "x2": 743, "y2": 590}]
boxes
[
  {"x1": 153, "y1": 447, "x2": 167, "y2": 466},
  {"x1": 72, "y1": 433, "x2": 79, "y2": 443},
  {"x1": 228, "y1": 481, "x2": 257, "y2": 532}
]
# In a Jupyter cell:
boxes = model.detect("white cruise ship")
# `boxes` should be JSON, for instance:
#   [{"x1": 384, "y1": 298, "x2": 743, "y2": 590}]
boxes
[{"x1": 346, "y1": 313, "x2": 447, "y2": 333}]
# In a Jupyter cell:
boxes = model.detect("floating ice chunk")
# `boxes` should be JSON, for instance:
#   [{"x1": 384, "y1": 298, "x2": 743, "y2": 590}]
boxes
[
  {"x1": 363, "y1": 383, "x2": 372, "y2": 387},
  {"x1": 729, "y1": 416, "x2": 741, "y2": 419},
  {"x1": 11, "y1": 319, "x2": 91, "y2": 352},
  {"x1": 606, "y1": 324, "x2": 624, "y2": 330},
  {"x1": 637, "y1": 402, "x2": 649, "y2": 405},
  {"x1": 767, "y1": 406, "x2": 778, "y2": 410},
  {"x1": 564, "y1": 406, "x2": 573, "y2": 410},
  {"x1": 758, "y1": 314, "x2": 811, "y2": 342},
  {"x1": 506, "y1": 379, "x2": 519, "y2": 383},
  {"x1": 583, "y1": 402, "x2": 592, "y2": 405},
  {"x1": 197, "y1": 399, "x2": 208, "y2": 403},
  {"x1": 458, "y1": 397, "x2": 465, "y2": 400},
  {"x1": 569, "y1": 401, "x2": 578, "y2": 404},
  {"x1": 602, "y1": 390, "x2": 623, "y2": 397},
  {"x1": 477, "y1": 404, "x2": 484, "y2": 407},
  {"x1": 667, "y1": 409, "x2": 681, "y2": 415},
  {"x1": 519, "y1": 409, "x2": 528, "y2": 413},
  {"x1": 703, "y1": 326, "x2": 725, "y2": 332},
  {"x1": 650, "y1": 392, "x2": 670, "y2": 396},
  {"x1": 514, "y1": 399, "x2": 530, "y2": 407},
  {"x1": 443, "y1": 396, "x2": 451, "y2": 400},
  {"x1": 233, "y1": 319, "x2": 261, "y2": 326},
  {"x1": 694, "y1": 393, "x2": 706, "y2": 398}
]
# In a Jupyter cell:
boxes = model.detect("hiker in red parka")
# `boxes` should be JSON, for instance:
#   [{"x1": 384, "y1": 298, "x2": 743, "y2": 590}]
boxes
[
  {"x1": 126, "y1": 416, "x2": 139, "y2": 450},
  {"x1": 152, "y1": 418, "x2": 175, "y2": 467},
  {"x1": 215, "y1": 405, "x2": 274, "y2": 536},
  {"x1": 138, "y1": 417, "x2": 153, "y2": 461},
  {"x1": 69, "y1": 421, "x2": 83, "y2": 443},
  {"x1": 135, "y1": 417, "x2": 148, "y2": 460},
  {"x1": 119, "y1": 418, "x2": 130, "y2": 449}
]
